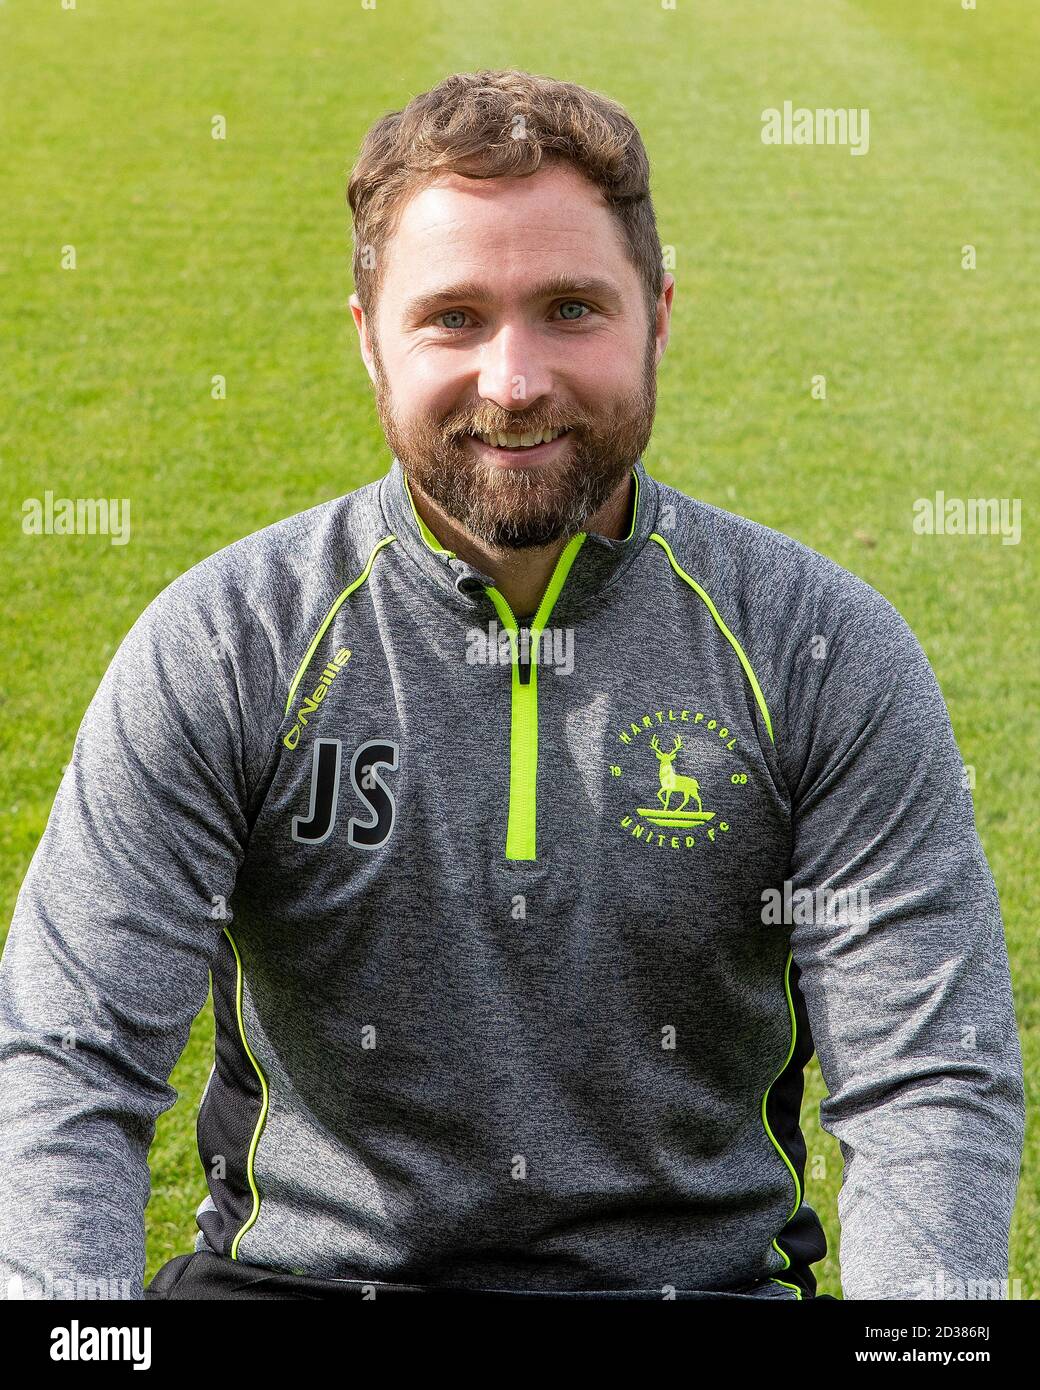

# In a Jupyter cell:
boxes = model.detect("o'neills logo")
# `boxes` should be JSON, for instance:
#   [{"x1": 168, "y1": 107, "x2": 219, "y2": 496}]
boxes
[{"x1": 284, "y1": 648, "x2": 351, "y2": 749}]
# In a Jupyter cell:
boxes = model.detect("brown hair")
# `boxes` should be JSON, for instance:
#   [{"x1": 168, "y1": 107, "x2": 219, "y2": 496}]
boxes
[{"x1": 347, "y1": 68, "x2": 664, "y2": 327}]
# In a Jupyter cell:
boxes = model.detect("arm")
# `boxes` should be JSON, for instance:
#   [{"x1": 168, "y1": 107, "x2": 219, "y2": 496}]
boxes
[
  {"x1": 782, "y1": 578, "x2": 1025, "y2": 1301},
  {"x1": 0, "y1": 577, "x2": 260, "y2": 1299}
]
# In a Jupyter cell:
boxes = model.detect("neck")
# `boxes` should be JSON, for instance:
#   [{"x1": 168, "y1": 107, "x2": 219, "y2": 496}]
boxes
[{"x1": 407, "y1": 470, "x2": 634, "y2": 619}]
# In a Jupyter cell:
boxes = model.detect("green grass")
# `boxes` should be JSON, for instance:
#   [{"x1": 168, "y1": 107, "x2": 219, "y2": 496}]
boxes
[{"x1": 1, "y1": 0, "x2": 1036, "y2": 1297}]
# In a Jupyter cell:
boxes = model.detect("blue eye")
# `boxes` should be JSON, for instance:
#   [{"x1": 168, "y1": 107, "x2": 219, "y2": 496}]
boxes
[{"x1": 431, "y1": 302, "x2": 594, "y2": 333}]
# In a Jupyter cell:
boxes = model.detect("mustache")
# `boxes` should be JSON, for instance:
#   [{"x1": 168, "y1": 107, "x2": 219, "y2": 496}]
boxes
[{"x1": 443, "y1": 411, "x2": 584, "y2": 439}]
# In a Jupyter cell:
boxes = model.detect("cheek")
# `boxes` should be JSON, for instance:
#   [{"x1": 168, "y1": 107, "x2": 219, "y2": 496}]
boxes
[
  {"x1": 567, "y1": 334, "x2": 644, "y2": 397},
  {"x1": 397, "y1": 354, "x2": 470, "y2": 419}
]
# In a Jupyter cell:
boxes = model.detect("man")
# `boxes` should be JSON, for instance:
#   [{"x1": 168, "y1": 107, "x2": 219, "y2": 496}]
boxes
[{"x1": 0, "y1": 69, "x2": 1024, "y2": 1302}]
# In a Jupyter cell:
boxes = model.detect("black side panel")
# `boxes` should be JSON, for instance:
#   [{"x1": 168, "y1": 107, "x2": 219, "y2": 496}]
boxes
[
  {"x1": 195, "y1": 929, "x2": 266, "y2": 1257},
  {"x1": 765, "y1": 956, "x2": 828, "y2": 1297}
]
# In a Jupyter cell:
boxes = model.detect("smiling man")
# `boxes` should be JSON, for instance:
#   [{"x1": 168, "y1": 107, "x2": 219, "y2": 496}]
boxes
[
  {"x1": 359, "y1": 157, "x2": 664, "y2": 620},
  {"x1": 0, "y1": 69, "x2": 1024, "y2": 1303}
]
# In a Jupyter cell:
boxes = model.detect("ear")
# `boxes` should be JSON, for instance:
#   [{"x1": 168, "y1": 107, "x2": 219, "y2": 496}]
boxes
[
  {"x1": 654, "y1": 274, "x2": 675, "y2": 366},
  {"x1": 349, "y1": 293, "x2": 378, "y2": 386}
]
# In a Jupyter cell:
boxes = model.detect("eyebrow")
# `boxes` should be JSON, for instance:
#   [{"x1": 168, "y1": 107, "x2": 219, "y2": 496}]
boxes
[{"x1": 401, "y1": 274, "x2": 623, "y2": 324}]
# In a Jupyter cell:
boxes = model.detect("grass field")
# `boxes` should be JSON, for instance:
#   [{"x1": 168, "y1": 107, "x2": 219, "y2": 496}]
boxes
[{"x1": 1, "y1": 0, "x2": 1036, "y2": 1297}]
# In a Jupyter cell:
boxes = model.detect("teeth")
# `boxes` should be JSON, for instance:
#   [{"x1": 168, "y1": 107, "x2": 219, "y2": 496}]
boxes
[{"x1": 472, "y1": 427, "x2": 569, "y2": 449}]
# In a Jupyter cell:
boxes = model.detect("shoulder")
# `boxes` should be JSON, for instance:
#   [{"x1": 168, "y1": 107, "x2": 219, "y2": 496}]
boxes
[
  {"x1": 134, "y1": 476, "x2": 391, "y2": 650},
  {"x1": 645, "y1": 480, "x2": 945, "y2": 787},
  {"x1": 649, "y1": 479, "x2": 921, "y2": 664}
]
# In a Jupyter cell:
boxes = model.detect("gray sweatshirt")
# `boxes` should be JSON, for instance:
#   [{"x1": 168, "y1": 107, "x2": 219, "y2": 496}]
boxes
[{"x1": 0, "y1": 456, "x2": 1025, "y2": 1300}]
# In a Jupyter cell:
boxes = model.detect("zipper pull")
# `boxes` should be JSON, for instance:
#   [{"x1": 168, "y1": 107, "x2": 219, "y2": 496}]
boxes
[{"x1": 516, "y1": 621, "x2": 532, "y2": 685}]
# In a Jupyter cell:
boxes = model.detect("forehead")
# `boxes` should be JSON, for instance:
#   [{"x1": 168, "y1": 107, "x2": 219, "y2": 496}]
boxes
[{"x1": 382, "y1": 162, "x2": 632, "y2": 293}]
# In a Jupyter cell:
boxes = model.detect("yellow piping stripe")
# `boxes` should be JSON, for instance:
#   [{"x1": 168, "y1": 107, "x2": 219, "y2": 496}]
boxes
[
  {"x1": 283, "y1": 537, "x2": 396, "y2": 717},
  {"x1": 761, "y1": 949, "x2": 804, "y2": 1298},
  {"x1": 223, "y1": 925, "x2": 270, "y2": 1260},
  {"x1": 650, "y1": 532, "x2": 802, "y2": 1293},
  {"x1": 403, "y1": 473, "x2": 456, "y2": 557},
  {"x1": 770, "y1": 1277, "x2": 805, "y2": 1299},
  {"x1": 648, "y1": 533, "x2": 775, "y2": 745}
]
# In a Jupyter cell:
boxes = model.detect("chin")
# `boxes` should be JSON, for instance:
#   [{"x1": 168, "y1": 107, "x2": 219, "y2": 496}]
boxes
[{"x1": 474, "y1": 511, "x2": 581, "y2": 549}]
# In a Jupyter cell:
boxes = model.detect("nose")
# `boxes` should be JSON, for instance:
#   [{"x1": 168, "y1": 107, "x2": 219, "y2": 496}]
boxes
[{"x1": 474, "y1": 321, "x2": 555, "y2": 413}]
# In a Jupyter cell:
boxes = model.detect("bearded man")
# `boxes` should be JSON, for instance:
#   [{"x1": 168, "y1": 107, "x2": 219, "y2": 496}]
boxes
[{"x1": 0, "y1": 68, "x2": 1023, "y2": 1304}]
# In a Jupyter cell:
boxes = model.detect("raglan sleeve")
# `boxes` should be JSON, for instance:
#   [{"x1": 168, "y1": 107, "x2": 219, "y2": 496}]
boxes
[
  {"x1": 780, "y1": 575, "x2": 1026, "y2": 1301},
  {"x1": 0, "y1": 573, "x2": 258, "y2": 1300}
]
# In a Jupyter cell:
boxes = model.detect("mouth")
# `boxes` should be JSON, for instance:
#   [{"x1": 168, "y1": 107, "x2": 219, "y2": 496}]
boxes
[{"x1": 465, "y1": 426, "x2": 572, "y2": 466}]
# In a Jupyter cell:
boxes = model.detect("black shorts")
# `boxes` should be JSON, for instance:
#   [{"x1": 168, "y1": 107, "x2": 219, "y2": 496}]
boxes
[
  {"x1": 144, "y1": 1251, "x2": 430, "y2": 1299},
  {"x1": 145, "y1": 1251, "x2": 839, "y2": 1301}
]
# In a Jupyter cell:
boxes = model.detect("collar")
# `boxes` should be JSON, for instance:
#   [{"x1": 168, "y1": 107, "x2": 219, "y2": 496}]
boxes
[{"x1": 378, "y1": 454, "x2": 660, "y2": 615}]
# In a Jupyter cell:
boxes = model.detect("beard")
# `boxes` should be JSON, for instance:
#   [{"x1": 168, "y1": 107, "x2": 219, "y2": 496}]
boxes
[{"x1": 370, "y1": 328, "x2": 658, "y2": 549}]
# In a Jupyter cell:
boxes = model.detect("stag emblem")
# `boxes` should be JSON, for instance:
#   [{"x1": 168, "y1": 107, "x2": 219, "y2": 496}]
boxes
[{"x1": 649, "y1": 735, "x2": 705, "y2": 814}]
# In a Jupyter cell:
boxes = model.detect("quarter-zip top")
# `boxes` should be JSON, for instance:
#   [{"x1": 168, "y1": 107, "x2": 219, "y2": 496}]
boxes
[{"x1": 0, "y1": 455, "x2": 1024, "y2": 1301}]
